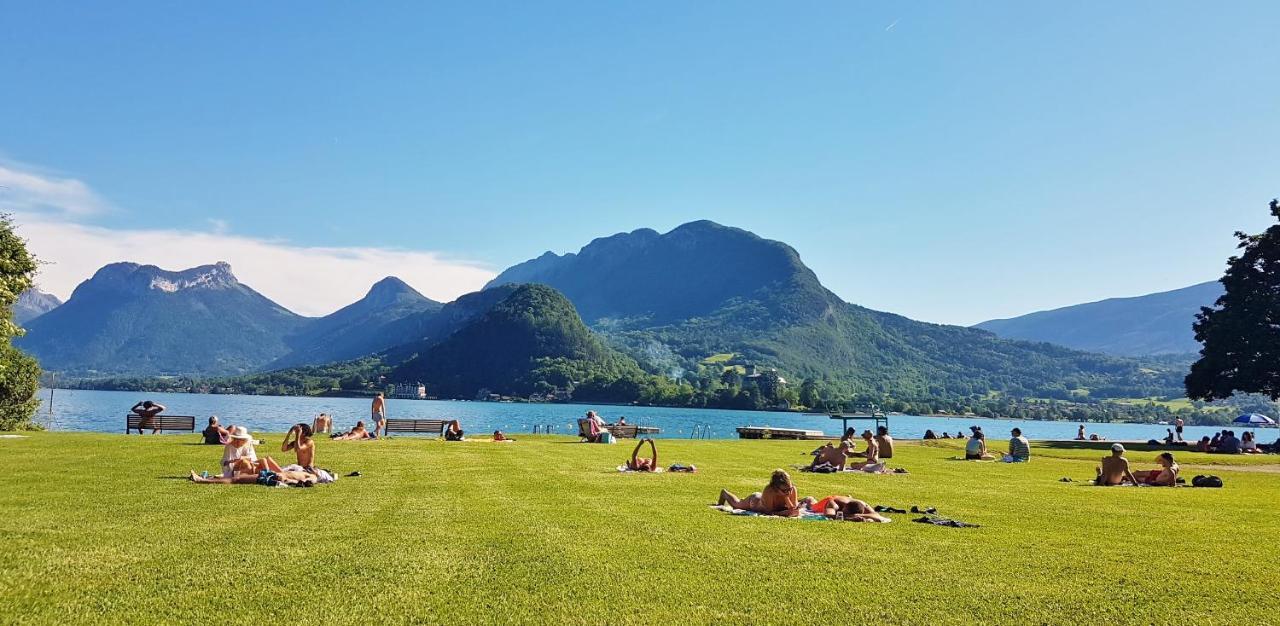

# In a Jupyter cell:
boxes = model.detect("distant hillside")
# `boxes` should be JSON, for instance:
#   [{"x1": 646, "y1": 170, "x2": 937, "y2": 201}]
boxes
[
  {"x1": 13, "y1": 288, "x2": 61, "y2": 325},
  {"x1": 268, "y1": 277, "x2": 441, "y2": 368},
  {"x1": 393, "y1": 284, "x2": 642, "y2": 398},
  {"x1": 975, "y1": 282, "x2": 1221, "y2": 357},
  {"x1": 487, "y1": 221, "x2": 1184, "y2": 406},
  {"x1": 18, "y1": 262, "x2": 307, "y2": 375}
]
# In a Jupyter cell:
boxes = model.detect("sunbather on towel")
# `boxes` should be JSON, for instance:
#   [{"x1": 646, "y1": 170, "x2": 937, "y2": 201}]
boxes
[
  {"x1": 1131, "y1": 452, "x2": 1179, "y2": 486},
  {"x1": 808, "y1": 440, "x2": 855, "y2": 471},
  {"x1": 189, "y1": 467, "x2": 315, "y2": 487},
  {"x1": 626, "y1": 438, "x2": 659, "y2": 472},
  {"x1": 805, "y1": 495, "x2": 890, "y2": 522},
  {"x1": 718, "y1": 469, "x2": 800, "y2": 516},
  {"x1": 331, "y1": 421, "x2": 372, "y2": 440},
  {"x1": 1096, "y1": 443, "x2": 1141, "y2": 486}
]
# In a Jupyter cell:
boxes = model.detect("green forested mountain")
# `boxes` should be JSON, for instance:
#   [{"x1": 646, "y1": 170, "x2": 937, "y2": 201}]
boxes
[
  {"x1": 489, "y1": 221, "x2": 1185, "y2": 408},
  {"x1": 975, "y1": 282, "x2": 1220, "y2": 357},
  {"x1": 393, "y1": 284, "x2": 643, "y2": 398},
  {"x1": 18, "y1": 262, "x2": 308, "y2": 375},
  {"x1": 268, "y1": 277, "x2": 441, "y2": 369}
]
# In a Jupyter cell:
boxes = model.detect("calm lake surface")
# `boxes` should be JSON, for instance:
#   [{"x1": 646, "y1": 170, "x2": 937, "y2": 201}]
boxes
[{"x1": 34, "y1": 388, "x2": 1261, "y2": 443}]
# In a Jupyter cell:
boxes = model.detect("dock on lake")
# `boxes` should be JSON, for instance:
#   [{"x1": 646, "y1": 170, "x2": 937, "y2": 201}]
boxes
[{"x1": 736, "y1": 426, "x2": 827, "y2": 440}]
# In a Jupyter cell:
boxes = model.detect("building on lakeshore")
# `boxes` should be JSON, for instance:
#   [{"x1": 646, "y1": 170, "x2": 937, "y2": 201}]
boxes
[{"x1": 390, "y1": 382, "x2": 427, "y2": 400}]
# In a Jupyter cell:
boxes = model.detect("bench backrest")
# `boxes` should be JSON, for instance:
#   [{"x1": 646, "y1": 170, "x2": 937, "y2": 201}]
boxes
[
  {"x1": 125, "y1": 414, "x2": 196, "y2": 432},
  {"x1": 384, "y1": 419, "x2": 448, "y2": 436}
]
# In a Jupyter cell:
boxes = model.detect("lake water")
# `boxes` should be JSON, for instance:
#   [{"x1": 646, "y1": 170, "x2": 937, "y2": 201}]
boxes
[{"x1": 33, "y1": 388, "x2": 1266, "y2": 443}]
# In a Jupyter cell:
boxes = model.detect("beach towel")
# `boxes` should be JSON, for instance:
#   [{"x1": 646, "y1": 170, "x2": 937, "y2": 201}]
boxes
[
  {"x1": 617, "y1": 465, "x2": 664, "y2": 473},
  {"x1": 913, "y1": 515, "x2": 980, "y2": 528},
  {"x1": 709, "y1": 504, "x2": 892, "y2": 523}
]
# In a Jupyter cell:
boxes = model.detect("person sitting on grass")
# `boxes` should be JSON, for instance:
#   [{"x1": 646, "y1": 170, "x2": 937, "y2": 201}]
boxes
[
  {"x1": 848, "y1": 431, "x2": 886, "y2": 473},
  {"x1": 1095, "y1": 443, "x2": 1141, "y2": 486},
  {"x1": 1131, "y1": 452, "x2": 1179, "y2": 486},
  {"x1": 129, "y1": 400, "x2": 167, "y2": 434},
  {"x1": 1217, "y1": 430, "x2": 1241, "y2": 454},
  {"x1": 965, "y1": 430, "x2": 995, "y2": 460},
  {"x1": 626, "y1": 438, "x2": 659, "y2": 472},
  {"x1": 809, "y1": 439, "x2": 856, "y2": 471},
  {"x1": 923, "y1": 429, "x2": 937, "y2": 440},
  {"x1": 717, "y1": 469, "x2": 800, "y2": 516},
  {"x1": 1003, "y1": 428, "x2": 1030, "y2": 463},
  {"x1": 331, "y1": 421, "x2": 372, "y2": 441},
  {"x1": 1241, "y1": 431, "x2": 1261, "y2": 454},
  {"x1": 875, "y1": 426, "x2": 895, "y2": 459},
  {"x1": 493, "y1": 430, "x2": 512, "y2": 442},
  {"x1": 1076, "y1": 424, "x2": 1087, "y2": 441},
  {"x1": 803, "y1": 495, "x2": 891, "y2": 522},
  {"x1": 312, "y1": 413, "x2": 332, "y2": 434},
  {"x1": 1195, "y1": 436, "x2": 1212, "y2": 453},
  {"x1": 444, "y1": 420, "x2": 465, "y2": 441},
  {"x1": 940, "y1": 431, "x2": 952, "y2": 439},
  {"x1": 279, "y1": 423, "x2": 335, "y2": 484},
  {"x1": 220, "y1": 426, "x2": 259, "y2": 477},
  {"x1": 201, "y1": 416, "x2": 228, "y2": 445}
]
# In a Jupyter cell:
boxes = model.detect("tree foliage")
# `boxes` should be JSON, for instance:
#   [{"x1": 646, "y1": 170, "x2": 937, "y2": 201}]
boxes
[
  {"x1": 1187, "y1": 199, "x2": 1280, "y2": 401},
  {"x1": 0, "y1": 215, "x2": 42, "y2": 429}
]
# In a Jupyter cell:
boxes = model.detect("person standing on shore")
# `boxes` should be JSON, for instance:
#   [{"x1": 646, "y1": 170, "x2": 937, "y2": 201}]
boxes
[
  {"x1": 371, "y1": 393, "x2": 386, "y2": 438},
  {"x1": 1175, "y1": 417, "x2": 1185, "y2": 442}
]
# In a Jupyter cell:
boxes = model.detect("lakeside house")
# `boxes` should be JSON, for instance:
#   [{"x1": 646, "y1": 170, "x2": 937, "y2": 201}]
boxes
[{"x1": 390, "y1": 382, "x2": 427, "y2": 400}]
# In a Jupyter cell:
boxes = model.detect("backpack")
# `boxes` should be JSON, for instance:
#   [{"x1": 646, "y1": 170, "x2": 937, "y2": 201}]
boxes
[{"x1": 1191, "y1": 475, "x2": 1223, "y2": 488}]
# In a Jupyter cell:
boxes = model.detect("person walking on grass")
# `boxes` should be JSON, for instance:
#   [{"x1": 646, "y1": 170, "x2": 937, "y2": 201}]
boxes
[
  {"x1": 371, "y1": 393, "x2": 386, "y2": 438},
  {"x1": 1004, "y1": 428, "x2": 1030, "y2": 463}
]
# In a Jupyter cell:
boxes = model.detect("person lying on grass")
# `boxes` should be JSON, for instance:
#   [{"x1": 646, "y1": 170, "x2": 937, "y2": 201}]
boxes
[
  {"x1": 801, "y1": 495, "x2": 890, "y2": 522},
  {"x1": 1130, "y1": 452, "x2": 1179, "y2": 486},
  {"x1": 626, "y1": 438, "x2": 659, "y2": 471},
  {"x1": 718, "y1": 469, "x2": 800, "y2": 516},
  {"x1": 809, "y1": 440, "x2": 855, "y2": 471},
  {"x1": 1096, "y1": 443, "x2": 1141, "y2": 486},
  {"x1": 965, "y1": 430, "x2": 995, "y2": 460},
  {"x1": 189, "y1": 461, "x2": 316, "y2": 487},
  {"x1": 331, "y1": 421, "x2": 372, "y2": 440}
]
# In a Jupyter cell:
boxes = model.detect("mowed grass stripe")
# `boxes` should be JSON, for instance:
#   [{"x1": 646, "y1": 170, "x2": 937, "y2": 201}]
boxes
[{"x1": 0, "y1": 433, "x2": 1276, "y2": 624}]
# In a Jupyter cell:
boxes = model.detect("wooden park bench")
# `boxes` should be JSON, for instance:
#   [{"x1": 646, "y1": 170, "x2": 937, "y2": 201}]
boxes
[
  {"x1": 607, "y1": 425, "x2": 640, "y2": 439},
  {"x1": 125, "y1": 414, "x2": 196, "y2": 434},
  {"x1": 384, "y1": 418, "x2": 449, "y2": 438}
]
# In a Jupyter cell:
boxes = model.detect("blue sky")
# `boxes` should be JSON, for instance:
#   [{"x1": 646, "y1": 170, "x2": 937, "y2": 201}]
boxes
[{"x1": 2, "y1": 2, "x2": 1278, "y2": 322}]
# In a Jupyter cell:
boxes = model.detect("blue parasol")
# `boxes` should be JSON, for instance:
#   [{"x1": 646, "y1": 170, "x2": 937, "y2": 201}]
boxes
[{"x1": 1233, "y1": 413, "x2": 1277, "y2": 425}]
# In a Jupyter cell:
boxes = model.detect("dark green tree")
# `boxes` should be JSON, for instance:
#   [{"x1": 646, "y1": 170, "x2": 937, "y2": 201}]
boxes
[
  {"x1": 1187, "y1": 199, "x2": 1280, "y2": 401},
  {"x1": 0, "y1": 215, "x2": 42, "y2": 430}
]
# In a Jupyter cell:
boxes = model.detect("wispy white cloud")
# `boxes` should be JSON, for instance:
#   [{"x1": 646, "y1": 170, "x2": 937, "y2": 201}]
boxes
[
  {"x1": 0, "y1": 159, "x2": 495, "y2": 316},
  {"x1": 0, "y1": 161, "x2": 110, "y2": 217},
  {"x1": 885, "y1": 19, "x2": 899, "y2": 32},
  {"x1": 16, "y1": 216, "x2": 497, "y2": 316}
]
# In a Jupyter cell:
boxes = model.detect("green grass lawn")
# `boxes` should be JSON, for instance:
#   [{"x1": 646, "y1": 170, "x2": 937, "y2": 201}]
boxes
[{"x1": 2, "y1": 432, "x2": 1278, "y2": 625}]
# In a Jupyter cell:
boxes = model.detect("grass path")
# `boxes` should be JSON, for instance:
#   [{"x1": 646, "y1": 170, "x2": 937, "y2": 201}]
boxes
[{"x1": 1, "y1": 432, "x2": 1277, "y2": 624}]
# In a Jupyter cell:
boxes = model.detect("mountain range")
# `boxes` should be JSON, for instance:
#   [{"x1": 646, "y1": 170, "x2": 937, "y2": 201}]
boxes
[
  {"x1": 19, "y1": 220, "x2": 1198, "y2": 407},
  {"x1": 975, "y1": 281, "x2": 1221, "y2": 357},
  {"x1": 13, "y1": 288, "x2": 62, "y2": 325}
]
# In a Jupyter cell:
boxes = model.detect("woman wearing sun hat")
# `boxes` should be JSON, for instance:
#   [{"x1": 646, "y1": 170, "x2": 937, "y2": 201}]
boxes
[{"x1": 220, "y1": 426, "x2": 259, "y2": 477}]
